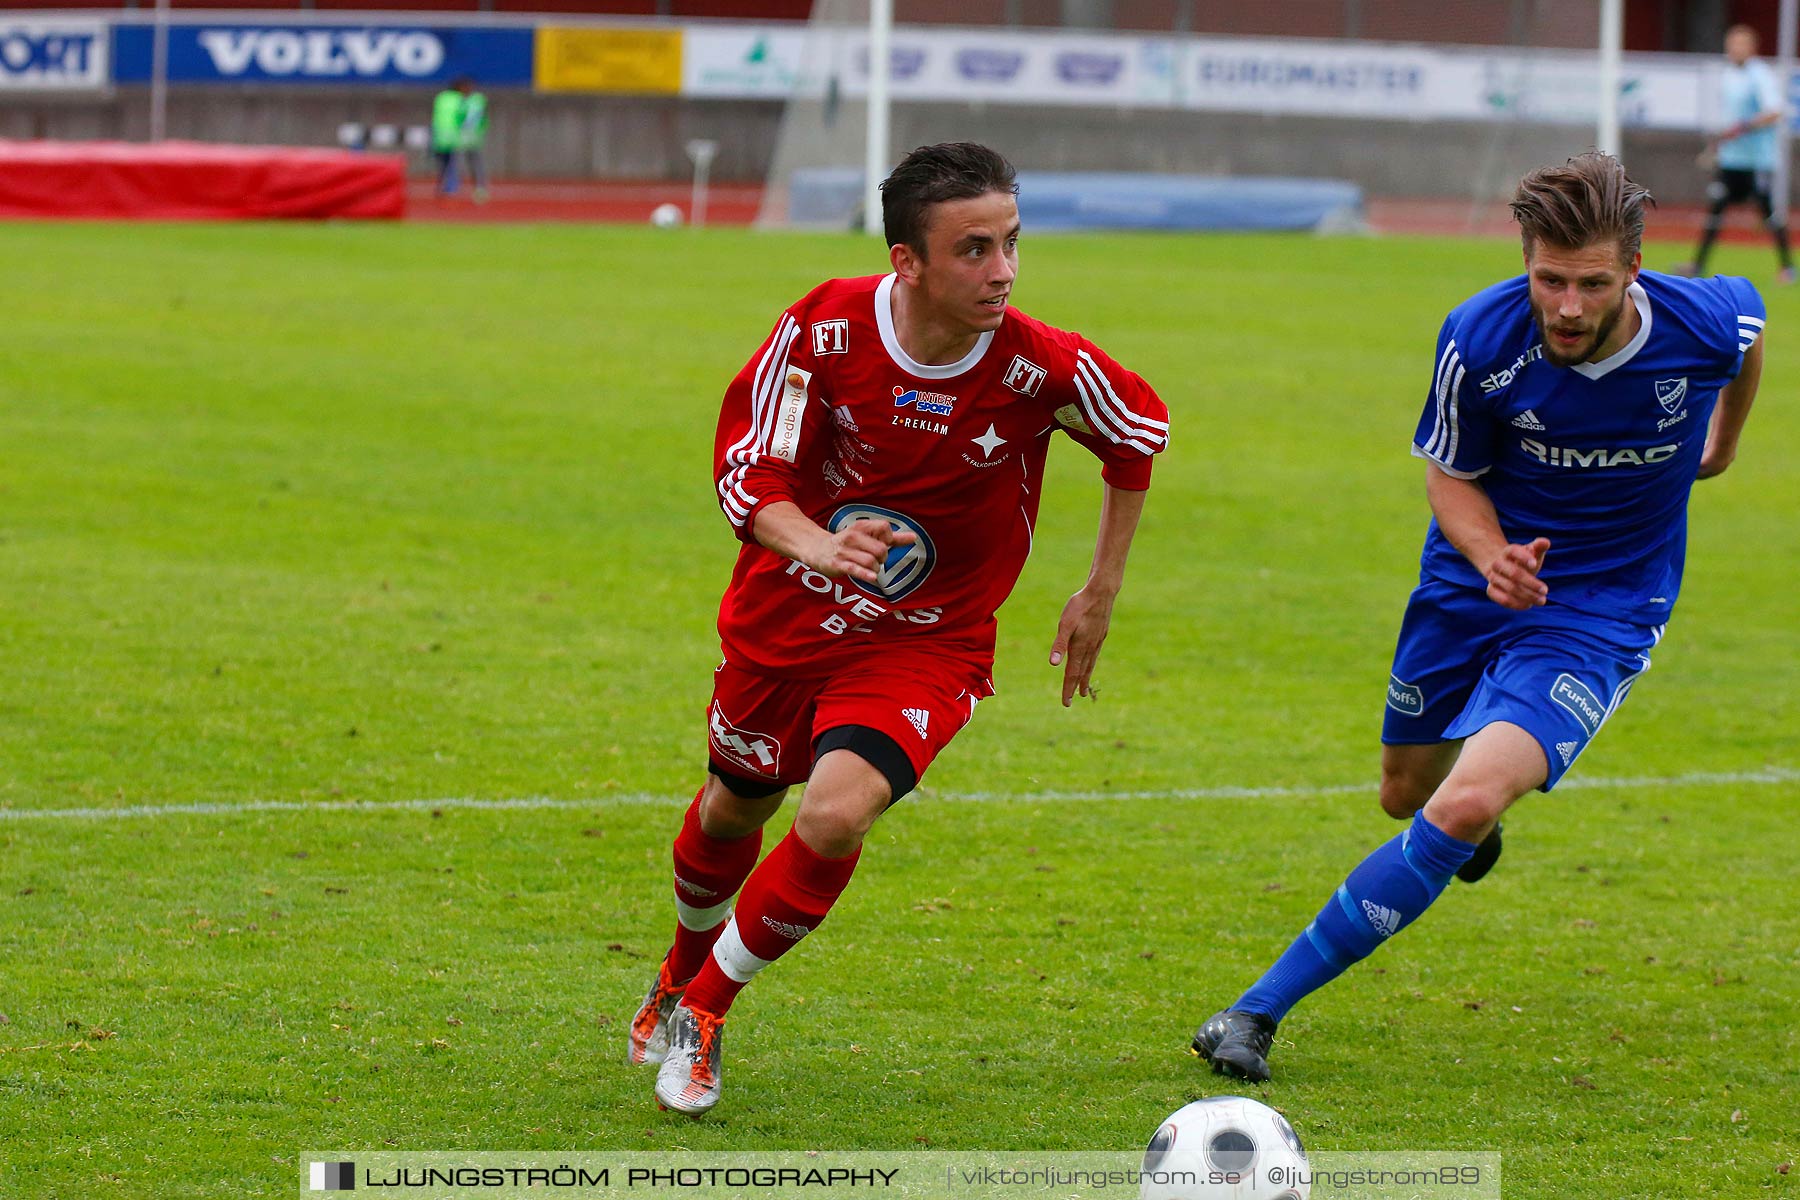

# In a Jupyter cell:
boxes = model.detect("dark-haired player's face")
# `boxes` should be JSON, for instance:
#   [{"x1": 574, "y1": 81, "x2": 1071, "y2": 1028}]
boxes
[
  {"x1": 916, "y1": 191, "x2": 1020, "y2": 334},
  {"x1": 1524, "y1": 240, "x2": 1641, "y2": 367}
]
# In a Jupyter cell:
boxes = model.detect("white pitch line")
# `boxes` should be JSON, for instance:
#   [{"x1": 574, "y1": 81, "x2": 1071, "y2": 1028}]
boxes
[
  {"x1": 0, "y1": 767, "x2": 1794, "y2": 823},
  {"x1": 0, "y1": 795, "x2": 638, "y2": 823},
  {"x1": 943, "y1": 766, "x2": 1800, "y2": 804}
]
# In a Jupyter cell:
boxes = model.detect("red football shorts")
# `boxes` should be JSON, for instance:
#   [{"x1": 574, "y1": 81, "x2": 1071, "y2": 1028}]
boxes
[{"x1": 706, "y1": 651, "x2": 995, "y2": 789}]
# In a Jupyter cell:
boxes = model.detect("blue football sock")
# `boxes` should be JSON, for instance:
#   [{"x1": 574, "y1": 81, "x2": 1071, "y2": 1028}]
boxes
[{"x1": 1234, "y1": 812, "x2": 1479, "y2": 1024}]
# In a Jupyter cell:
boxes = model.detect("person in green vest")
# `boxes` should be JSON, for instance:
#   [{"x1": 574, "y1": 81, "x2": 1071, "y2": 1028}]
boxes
[
  {"x1": 460, "y1": 84, "x2": 490, "y2": 203},
  {"x1": 431, "y1": 77, "x2": 472, "y2": 197}
]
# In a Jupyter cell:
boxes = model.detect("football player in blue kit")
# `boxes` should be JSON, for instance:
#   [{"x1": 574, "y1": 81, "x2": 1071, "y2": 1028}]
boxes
[{"x1": 1194, "y1": 151, "x2": 1767, "y2": 1083}]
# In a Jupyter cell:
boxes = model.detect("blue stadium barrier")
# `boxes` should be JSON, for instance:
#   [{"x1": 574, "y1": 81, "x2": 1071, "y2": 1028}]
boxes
[{"x1": 787, "y1": 167, "x2": 1365, "y2": 233}]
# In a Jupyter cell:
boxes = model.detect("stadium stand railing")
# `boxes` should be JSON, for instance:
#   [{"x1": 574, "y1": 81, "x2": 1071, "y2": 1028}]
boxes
[{"x1": 0, "y1": 0, "x2": 1622, "y2": 45}]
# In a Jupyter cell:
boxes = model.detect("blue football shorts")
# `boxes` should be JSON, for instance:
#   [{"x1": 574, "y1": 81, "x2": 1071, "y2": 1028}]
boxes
[{"x1": 1381, "y1": 576, "x2": 1665, "y2": 791}]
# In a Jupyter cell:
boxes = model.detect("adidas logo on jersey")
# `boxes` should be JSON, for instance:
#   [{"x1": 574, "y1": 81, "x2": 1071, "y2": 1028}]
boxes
[
  {"x1": 903, "y1": 707, "x2": 930, "y2": 739},
  {"x1": 1510, "y1": 409, "x2": 1546, "y2": 431},
  {"x1": 674, "y1": 872, "x2": 718, "y2": 899},
  {"x1": 1557, "y1": 740, "x2": 1580, "y2": 766},
  {"x1": 1361, "y1": 899, "x2": 1401, "y2": 938},
  {"x1": 761, "y1": 915, "x2": 812, "y2": 940}
]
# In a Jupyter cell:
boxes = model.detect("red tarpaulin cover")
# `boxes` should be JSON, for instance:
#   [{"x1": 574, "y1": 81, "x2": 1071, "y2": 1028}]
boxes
[{"x1": 0, "y1": 140, "x2": 406, "y2": 220}]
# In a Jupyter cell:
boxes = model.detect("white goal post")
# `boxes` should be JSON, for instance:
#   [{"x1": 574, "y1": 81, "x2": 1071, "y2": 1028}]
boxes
[{"x1": 862, "y1": 0, "x2": 891, "y2": 236}]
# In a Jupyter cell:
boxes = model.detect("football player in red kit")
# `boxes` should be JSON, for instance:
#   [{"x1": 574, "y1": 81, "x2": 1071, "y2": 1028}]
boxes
[{"x1": 631, "y1": 142, "x2": 1171, "y2": 1114}]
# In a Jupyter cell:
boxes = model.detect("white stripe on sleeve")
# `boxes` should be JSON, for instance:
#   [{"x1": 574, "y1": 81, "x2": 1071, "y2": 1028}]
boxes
[
  {"x1": 731, "y1": 315, "x2": 799, "y2": 472},
  {"x1": 1071, "y1": 351, "x2": 1166, "y2": 455},
  {"x1": 717, "y1": 315, "x2": 799, "y2": 527},
  {"x1": 1426, "y1": 343, "x2": 1459, "y2": 459},
  {"x1": 1074, "y1": 372, "x2": 1160, "y2": 455},
  {"x1": 1444, "y1": 361, "x2": 1465, "y2": 465}
]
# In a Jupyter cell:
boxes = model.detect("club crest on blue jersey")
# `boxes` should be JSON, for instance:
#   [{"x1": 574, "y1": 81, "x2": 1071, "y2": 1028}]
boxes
[
  {"x1": 826, "y1": 503, "x2": 937, "y2": 602},
  {"x1": 1654, "y1": 377, "x2": 1688, "y2": 413},
  {"x1": 892, "y1": 386, "x2": 956, "y2": 416}
]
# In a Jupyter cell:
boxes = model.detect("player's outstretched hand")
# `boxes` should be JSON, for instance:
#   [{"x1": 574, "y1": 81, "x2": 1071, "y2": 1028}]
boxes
[
  {"x1": 1050, "y1": 586, "x2": 1115, "y2": 707},
  {"x1": 808, "y1": 519, "x2": 915, "y2": 585},
  {"x1": 1483, "y1": 537, "x2": 1550, "y2": 610}
]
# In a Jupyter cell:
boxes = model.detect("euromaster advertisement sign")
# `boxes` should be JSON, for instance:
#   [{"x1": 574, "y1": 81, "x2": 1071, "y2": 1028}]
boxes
[
  {"x1": 112, "y1": 23, "x2": 532, "y2": 85},
  {"x1": 0, "y1": 21, "x2": 107, "y2": 90},
  {"x1": 1183, "y1": 36, "x2": 1707, "y2": 130},
  {"x1": 536, "y1": 27, "x2": 681, "y2": 94}
]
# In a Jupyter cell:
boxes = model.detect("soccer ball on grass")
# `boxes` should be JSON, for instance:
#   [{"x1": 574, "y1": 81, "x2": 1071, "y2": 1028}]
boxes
[{"x1": 1139, "y1": 1096, "x2": 1309, "y2": 1200}]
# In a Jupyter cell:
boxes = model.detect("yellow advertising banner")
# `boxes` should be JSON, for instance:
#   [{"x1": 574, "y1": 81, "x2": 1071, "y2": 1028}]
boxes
[{"x1": 535, "y1": 27, "x2": 683, "y2": 94}]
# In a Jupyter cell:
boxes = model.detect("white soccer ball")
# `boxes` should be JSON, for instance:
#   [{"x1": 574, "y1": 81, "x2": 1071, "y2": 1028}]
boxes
[
  {"x1": 1140, "y1": 1097, "x2": 1310, "y2": 1200},
  {"x1": 650, "y1": 202, "x2": 685, "y2": 228}
]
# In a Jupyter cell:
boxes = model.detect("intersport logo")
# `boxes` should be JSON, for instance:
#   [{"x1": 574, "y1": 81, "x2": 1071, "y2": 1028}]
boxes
[
  {"x1": 0, "y1": 23, "x2": 106, "y2": 88},
  {"x1": 197, "y1": 28, "x2": 446, "y2": 78},
  {"x1": 0, "y1": 29, "x2": 98, "y2": 78}
]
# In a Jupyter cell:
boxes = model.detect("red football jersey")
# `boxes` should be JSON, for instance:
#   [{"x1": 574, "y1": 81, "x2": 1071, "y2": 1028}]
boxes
[{"x1": 714, "y1": 273, "x2": 1169, "y2": 676}]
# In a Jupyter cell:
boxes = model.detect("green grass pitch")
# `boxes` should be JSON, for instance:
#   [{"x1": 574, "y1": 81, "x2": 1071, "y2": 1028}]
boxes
[{"x1": 0, "y1": 222, "x2": 1795, "y2": 1198}]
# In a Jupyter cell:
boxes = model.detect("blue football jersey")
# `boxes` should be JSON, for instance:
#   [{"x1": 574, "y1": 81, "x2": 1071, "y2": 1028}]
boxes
[{"x1": 1411, "y1": 269, "x2": 1765, "y2": 624}]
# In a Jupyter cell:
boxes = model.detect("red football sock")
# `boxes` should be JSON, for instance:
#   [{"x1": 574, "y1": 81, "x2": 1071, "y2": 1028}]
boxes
[
  {"x1": 665, "y1": 788, "x2": 764, "y2": 984},
  {"x1": 680, "y1": 828, "x2": 861, "y2": 1018}
]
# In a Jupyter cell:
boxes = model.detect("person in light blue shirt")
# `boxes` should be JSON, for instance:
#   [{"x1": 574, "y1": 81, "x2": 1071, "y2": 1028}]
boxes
[
  {"x1": 1194, "y1": 153, "x2": 1767, "y2": 1083},
  {"x1": 1684, "y1": 24, "x2": 1793, "y2": 281}
]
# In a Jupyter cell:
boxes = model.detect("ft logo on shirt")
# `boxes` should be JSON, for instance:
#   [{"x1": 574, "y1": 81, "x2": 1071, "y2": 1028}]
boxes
[
  {"x1": 811, "y1": 320, "x2": 849, "y2": 355},
  {"x1": 1003, "y1": 354, "x2": 1045, "y2": 396}
]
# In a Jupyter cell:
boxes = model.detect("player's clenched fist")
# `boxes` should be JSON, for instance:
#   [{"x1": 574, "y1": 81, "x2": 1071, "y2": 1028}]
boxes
[
  {"x1": 807, "y1": 519, "x2": 916, "y2": 585},
  {"x1": 1483, "y1": 537, "x2": 1551, "y2": 610}
]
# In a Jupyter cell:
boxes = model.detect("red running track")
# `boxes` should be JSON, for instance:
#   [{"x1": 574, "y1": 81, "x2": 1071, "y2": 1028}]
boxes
[
  {"x1": 408, "y1": 179, "x2": 764, "y2": 224},
  {"x1": 410, "y1": 179, "x2": 1791, "y2": 256}
]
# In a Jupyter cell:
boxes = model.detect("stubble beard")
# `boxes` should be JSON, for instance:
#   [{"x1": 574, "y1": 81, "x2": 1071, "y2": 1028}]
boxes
[{"x1": 1536, "y1": 291, "x2": 1627, "y2": 367}]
